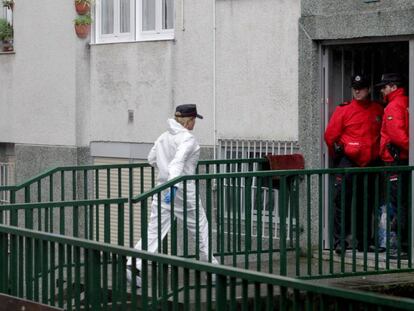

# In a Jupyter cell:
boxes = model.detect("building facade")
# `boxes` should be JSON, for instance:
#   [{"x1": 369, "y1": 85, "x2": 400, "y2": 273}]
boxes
[{"x1": 0, "y1": 0, "x2": 300, "y2": 183}]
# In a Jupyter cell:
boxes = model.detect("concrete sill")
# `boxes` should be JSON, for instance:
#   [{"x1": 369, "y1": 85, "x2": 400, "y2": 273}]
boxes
[{"x1": 0, "y1": 51, "x2": 15, "y2": 55}]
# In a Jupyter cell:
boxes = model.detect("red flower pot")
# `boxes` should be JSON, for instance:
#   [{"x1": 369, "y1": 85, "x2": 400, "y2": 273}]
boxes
[
  {"x1": 74, "y1": 24, "x2": 91, "y2": 39},
  {"x1": 75, "y1": 2, "x2": 90, "y2": 15}
]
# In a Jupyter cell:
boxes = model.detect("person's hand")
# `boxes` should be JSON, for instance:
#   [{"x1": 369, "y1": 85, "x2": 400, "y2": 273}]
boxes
[{"x1": 164, "y1": 187, "x2": 178, "y2": 204}]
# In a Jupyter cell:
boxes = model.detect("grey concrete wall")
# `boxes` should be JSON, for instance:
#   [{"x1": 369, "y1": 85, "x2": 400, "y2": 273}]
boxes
[
  {"x1": 89, "y1": 0, "x2": 300, "y2": 147},
  {"x1": 0, "y1": 0, "x2": 79, "y2": 146},
  {"x1": 215, "y1": 0, "x2": 300, "y2": 141}
]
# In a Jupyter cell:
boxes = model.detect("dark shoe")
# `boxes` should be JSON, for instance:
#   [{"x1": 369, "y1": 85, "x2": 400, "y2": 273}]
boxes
[{"x1": 368, "y1": 245, "x2": 386, "y2": 253}]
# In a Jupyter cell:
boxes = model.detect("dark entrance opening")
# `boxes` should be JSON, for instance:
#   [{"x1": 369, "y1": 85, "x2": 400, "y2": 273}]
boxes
[{"x1": 323, "y1": 41, "x2": 409, "y2": 168}]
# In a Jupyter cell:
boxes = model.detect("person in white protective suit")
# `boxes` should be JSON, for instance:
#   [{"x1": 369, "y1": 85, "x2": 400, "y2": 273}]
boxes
[{"x1": 127, "y1": 104, "x2": 218, "y2": 287}]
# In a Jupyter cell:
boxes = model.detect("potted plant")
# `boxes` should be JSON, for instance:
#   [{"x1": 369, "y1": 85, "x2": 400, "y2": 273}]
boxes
[
  {"x1": 0, "y1": 18, "x2": 13, "y2": 51},
  {"x1": 74, "y1": 14, "x2": 92, "y2": 39},
  {"x1": 2, "y1": 0, "x2": 14, "y2": 10},
  {"x1": 75, "y1": 0, "x2": 92, "y2": 15}
]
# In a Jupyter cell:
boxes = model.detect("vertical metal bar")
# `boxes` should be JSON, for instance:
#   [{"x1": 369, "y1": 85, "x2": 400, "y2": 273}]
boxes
[
  {"x1": 49, "y1": 242, "x2": 55, "y2": 306},
  {"x1": 196, "y1": 179, "x2": 200, "y2": 260},
  {"x1": 34, "y1": 238, "x2": 40, "y2": 302},
  {"x1": 351, "y1": 175, "x2": 357, "y2": 273},
  {"x1": 104, "y1": 203, "x2": 110, "y2": 243},
  {"x1": 256, "y1": 177, "x2": 263, "y2": 271},
  {"x1": 244, "y1": 177, "x2": 252, "y2": 269},
  {"x1": 268, "y1": 176, "x2": 273, "y2": 273},
  {"x1": 118, "y1": 202, "x2": 124, "y2": 246},
  {"x1": 183, "y1": 181, "x2": 188, "y2": 258},
  {"x1": 206, "y1": 177, "x2": 213, "y2": 263},
  {"x1": 74, "y1": 246, "x2": 81, "y2": 310},
  {"x1": 37, "y1": 181, "x2": 41, "y2": 230},
  {"x1": 25, "y1": 236, "x2": 33, "y2": 300},
  {"x1": 329, "y1": 173, "x2": 334, "y2": 274},
  {"x1": 41, "y1": 240, "x2": 49, "y2": 305},
  {"x1": 60, "y1": 170, "x2": 65, "y2": 202},
  {"x1": 216, "y1": 275, "x2": 227, "y2": 311},
  {"x1": 58, "y1": 243, "x2": 64, "y2": 308},
  {"x1": 129, "y1": 167, "x2": 134, "y2": 247},
  {"x1": 307, "y1": 174, "x2": 312, "y2": 277},
  {"x1": 95, "y1": 169, "x2": 100, "y2": 241},
  {"x1": 279, "y1": 176, "x2": 287, "y2": 276},
  {"x1": 232, "y1": 176, "x2": 237, "y2": 267},
  {"x1": 318, "y1": 174, "x2": 324, "y2": 275},
  {"x1": 141, "y1": 198, "x2": 148, "y2": 307},
  {"x1": 66, "y1": 244, "x2": 73, "y2": 311},
  {"x1": 72, "y1": 170, "x2": 77, "y2": 201},
  {"x1": 49, "y1": 175, "x2": 53, "y2": 232},
  {"x1": 340, "y1": 173, "x2": 346, "y2": 272},
  {"x1": 18, "y1": 236, "x2": 23, "y2": 297},
  {"x1": 363, "y1": 173, "x2": 368, "y2": 271},
  {"x1": 374, "y1": 173, "x2": 379, "y2": 270}
]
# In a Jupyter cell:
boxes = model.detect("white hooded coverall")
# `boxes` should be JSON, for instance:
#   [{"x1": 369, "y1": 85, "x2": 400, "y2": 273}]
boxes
[{"x1": 129, "y1": 118, "x2": 218, "y2": 270}]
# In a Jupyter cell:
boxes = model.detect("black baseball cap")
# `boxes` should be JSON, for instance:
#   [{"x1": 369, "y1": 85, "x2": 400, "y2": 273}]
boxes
[
  {"x1": 350, "y1": 74, "x2": 370, "y2": 89},
  {"x1": 175, "y1": 104, "x2": 203, "y2": 119},
  {"x1": 375, "y1": 73, "x2": 403, "y2": 88}
]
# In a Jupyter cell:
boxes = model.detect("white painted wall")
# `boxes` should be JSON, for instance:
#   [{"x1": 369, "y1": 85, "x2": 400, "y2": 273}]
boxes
[
  {"x1": 0, "y1": 0, "x2": 78, "y2": 146},
  {"x1": 216, "y1": 0, "x2": 300, "y2": 141},
  {"x1": 1, "y1": 0, "x2": 300, "y2": 151},
  {"x1": 89, "y1": 0, "x2": 300, "y2": 146}
]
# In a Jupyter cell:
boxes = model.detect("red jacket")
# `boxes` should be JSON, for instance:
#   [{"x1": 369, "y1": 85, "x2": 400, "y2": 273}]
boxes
[
  {"x1": 380, "y1": 88, "x2": 409, "y2": 162},
  {"x1": 325, "y1": 99, "x2": 383, "y2": 167}
]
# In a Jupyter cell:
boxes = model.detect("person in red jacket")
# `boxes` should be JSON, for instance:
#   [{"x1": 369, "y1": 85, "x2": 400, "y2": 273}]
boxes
[
  {"x1": 325, "y1": 74, "x2": 383, "y2": 254},
  {"x1": 374, "y1": 73, "x2": 409, "y2": 258}
]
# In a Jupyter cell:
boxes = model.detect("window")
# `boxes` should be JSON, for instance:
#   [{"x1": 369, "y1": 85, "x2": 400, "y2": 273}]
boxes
[
  {"x1": 1, "y1": 1, "x2": 14, "y2": 52},
  {"x1": 95, "y1": 0, "x2": 174, "y2": 44}
]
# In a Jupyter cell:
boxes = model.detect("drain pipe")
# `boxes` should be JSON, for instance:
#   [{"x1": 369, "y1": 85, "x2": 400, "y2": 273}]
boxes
[{"x1": 212, "y1": 0, "x2": 217, "y2": 160}]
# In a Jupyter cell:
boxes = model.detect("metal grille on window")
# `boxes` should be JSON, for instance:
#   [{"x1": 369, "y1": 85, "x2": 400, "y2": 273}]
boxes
[{"x1": 217, "y1": 139, "x2": 299, "y2": 240}]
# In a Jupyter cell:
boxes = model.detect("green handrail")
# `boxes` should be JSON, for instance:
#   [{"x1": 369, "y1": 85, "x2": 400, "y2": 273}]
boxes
[
  {"x1": 0, "y1": 158, "x2": 267, "y2": 204},
  {"x1": 1, "y1": 224, "x2": 414, "y2": 310},
  {"x1": 131, "y1": 165, "x2": 414, "y2": 278}
]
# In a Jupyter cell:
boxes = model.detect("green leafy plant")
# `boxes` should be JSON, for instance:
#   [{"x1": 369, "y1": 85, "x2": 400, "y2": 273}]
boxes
[
  {"x1": 74, "y1": 14, "x2": 92, "y2": 26},
  {"x1": 2, "y1": 0, "x2": 14, "y2": 9},
  {"x1": 75, "y1": 0, "x2": 93, "y2": 5},
  {"x1": 0, "y1": 18, "x2": 13, "y2": 41}
]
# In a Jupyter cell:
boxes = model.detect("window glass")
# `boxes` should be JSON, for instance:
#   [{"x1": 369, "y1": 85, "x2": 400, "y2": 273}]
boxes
[
  {"x1": 142, "y1": 0, "x2": 155, "y2": 31},
  {"x1": 120, "y1": 0, "x2": 130, "y2": 33},
  {"x1": 102, "y1": 0, "x2": 114, "y2": 34},
  {"x1": 162, "y1": 0, "x2": 174, "y2": 30}
]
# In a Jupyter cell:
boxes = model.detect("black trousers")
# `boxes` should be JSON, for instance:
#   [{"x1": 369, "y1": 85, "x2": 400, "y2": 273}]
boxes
[
  {"x1": 332, "y1": 157, "x2": 379, "y2": 249},
  {"x1": 381, "y1": 160, "x2": 409, "y2": 248}
]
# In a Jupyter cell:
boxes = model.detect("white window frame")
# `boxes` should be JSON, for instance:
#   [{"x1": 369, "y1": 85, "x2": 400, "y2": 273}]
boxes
[
  {"x1": 94, "y1": 0, "x2": 174, "y2": 44},
  {"x1": 136, "y1": 0, "x2": 174, "y2": 41},
  {"x1": 95, "y1": 0, "x2": 135, "y2": 43}
]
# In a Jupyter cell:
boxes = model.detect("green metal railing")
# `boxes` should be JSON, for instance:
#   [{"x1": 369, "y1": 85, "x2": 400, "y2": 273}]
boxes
[
  {"x1": 0, "y1": 163, "x2": 155, "y2": 206},
  {"x1": 1, "y1": 161, "x2": 413, "y2": 280},
  {"x1": 0, "y1": 158, "x2": 266, "y2": 206},
  {"x1": 131, "y1": 165, "x2": 414, "y2": 278},
  {"x1": 1, "y1": 224, "x2": 414, "y2": 311}
]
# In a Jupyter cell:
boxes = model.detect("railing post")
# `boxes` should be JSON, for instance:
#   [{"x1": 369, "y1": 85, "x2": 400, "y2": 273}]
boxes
[
  {"x1": 244, "y1": 176, "x2": 252, "y2": 270},
  {"x1": 279, "y1": 176, "x2": 287, "y2": 276}
]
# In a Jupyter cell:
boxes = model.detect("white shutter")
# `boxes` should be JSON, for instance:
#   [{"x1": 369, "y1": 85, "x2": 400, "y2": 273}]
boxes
[{"x1": 94, "y1": 157, "x2": 154, "y2": 247}]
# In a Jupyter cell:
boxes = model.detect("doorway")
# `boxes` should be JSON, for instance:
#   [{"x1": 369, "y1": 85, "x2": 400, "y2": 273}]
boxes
[
  {"x1": 320, "y1": 40, "x2": 410, "y2": 248},
  {"x1": 322, "y1": 41, "x2": 409, "y2": 168}
]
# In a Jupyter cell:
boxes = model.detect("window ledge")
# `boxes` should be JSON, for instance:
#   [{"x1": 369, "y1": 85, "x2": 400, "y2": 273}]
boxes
[
  {"x1": 91, "y1": 37, "x2": 175, "y2": 46},
  {"x1": 0, "y1": 50, "x2": 15, "y2": 55}
]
